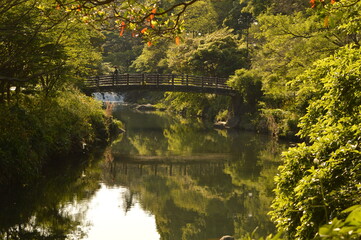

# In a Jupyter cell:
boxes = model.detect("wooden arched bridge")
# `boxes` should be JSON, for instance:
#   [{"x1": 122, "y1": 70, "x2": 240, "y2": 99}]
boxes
[{"x1": 83, "y1": 73, "x2": 237, "y2": 96}]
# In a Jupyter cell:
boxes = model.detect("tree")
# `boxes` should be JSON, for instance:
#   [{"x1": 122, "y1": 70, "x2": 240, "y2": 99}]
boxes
[
  {"x1": 240, "y1": 10, "x2": 344, "y2": 136},
  {"x1": 251, "y1": 11, "x2": 337, "y2": 106},
  {"x1": 130, "y1": 39, "x2": 170, "y2": 73},
  {"x1": 188, "y1": 28, "x2": 248, "y2": 77},
  {"x1": 228, "y1": 69, "x2": 263, "y2": 114},
  {"x1": 166, "y1": 28, "x2": 248, "y2": 77},
  {"x1": 270, "y1": 45, "x2": 361, "y2": 240},
  {"x1": 269, "y1": 0, "x2": 361, "y2": 237},
  {"x1": 239, "y1": 0, "x2": 308, "y2": 16},
  {"x1": 52, "y1": 0, "x2": 200, "y2": 43},
  {"x1": 0, "y1": 0, "x2": 122, "y2": 184},
  {"x1": 0, "y1": 0, "x2": 104, "y2": 100},
  {"x1": 182, "y1": 0, "x2": 218, "y2": 34},
  {"x1": 222, "y1": 2, "x2": 247, "y2": 32},
  {"x1": 103, "y1": 31, "x2": 143, "y2": 73}
]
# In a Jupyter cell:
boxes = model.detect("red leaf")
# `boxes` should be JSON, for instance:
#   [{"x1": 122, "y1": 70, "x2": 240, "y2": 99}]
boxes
[
  {"x1": 151, "y1": 8, "x2": 157, "y2": 14},
  {"x1": 141, "y1": 28, "x2": 148, "y2": 34},
  {"x1": 175, "y1": 36, "x2": 180, "y2": 45},
  {"x1": 119, "y1": 22, "x2": 126, "y2": 36},
  {"x1": 119, "y1": 28, "x2": 124, "y2": 36},
  {"x1": 147, "y1": 41, "x2": 152, "y2": 46},
  {"x1": 310, "y1": 0, "x2": 316, "y2": 8}
]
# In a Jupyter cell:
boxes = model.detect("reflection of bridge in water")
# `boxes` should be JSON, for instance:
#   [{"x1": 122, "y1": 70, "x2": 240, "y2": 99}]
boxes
[
  {"x1": 105, "y1": 153, "x2": 231, "y2": 177},
  {"x1": 83, "y1": 73, "x2": 238, "y2": 96},
  {"x1": 115, "y1": 153, "x2": 231, "y2": 163}
]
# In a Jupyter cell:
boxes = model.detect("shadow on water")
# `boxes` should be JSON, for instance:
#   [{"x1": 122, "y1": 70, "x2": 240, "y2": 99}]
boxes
[{"x1": 0, "y1": 104, "x2": 289, "y2": 240}]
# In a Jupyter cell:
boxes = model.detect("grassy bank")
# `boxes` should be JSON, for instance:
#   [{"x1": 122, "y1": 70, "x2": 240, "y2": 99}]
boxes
[{"x1": 0, "y1": 88, "x2": 123, "y2": 185}]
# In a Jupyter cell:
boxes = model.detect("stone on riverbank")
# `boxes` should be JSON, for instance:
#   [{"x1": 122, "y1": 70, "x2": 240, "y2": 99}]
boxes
[{"x1": 136, "y1": 104, "x2": 157, "y2": 111}]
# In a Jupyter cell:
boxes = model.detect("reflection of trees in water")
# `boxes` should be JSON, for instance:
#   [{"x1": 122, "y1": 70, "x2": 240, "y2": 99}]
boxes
[
  {"x1": 0, "y1": 151, "x2": 104, "y2": 240},
  {"x1": 103, "y1": 108, "x2": 288, "y2": 240},
  {"x1": 110, "y1": 117, "x2": 233, "y2": 158},
  {"x1": 224, "y1": 137, "x2": 289, "y2": 238},
  {"x1": 101, "y1": 160, "x2": 236, "y2": 240},
  {"x1": 163, "y1": 121, "x2": 228, "y2": 155},
  {"x1": 122, "y1": 189, "x2": 136, "y2": 214},
  {"x1": 101, "y1": 136, "x2": 286, "y2": 240}
]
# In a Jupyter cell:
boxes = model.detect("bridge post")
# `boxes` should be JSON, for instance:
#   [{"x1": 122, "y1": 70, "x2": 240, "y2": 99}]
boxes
[
  {"x1": 126, "y1": 73, "x2": 129, "y2": 85},
  {"x1": 115, "y1": 72, "x2": 119, "y2": 85},
  {"x1": 171, "y1": 74, "x2": 175, "y2": 86},
  {"x1": 186, "y1": 75, "x2": 189, "y2": 86},
  {"x1": 227, "y1": 93, "x2": 242, "y2": 128},
  {"x1": 201, "y1": 76, "x2": 204, "y2": 88},
  {"x1": 216, "y1": 77, "x2": 218, "y2": 89},
  {"x1": 156, "y1": 74, "x2": 160, "y2": 86},
  {"x1": 96, "y1": 76, "x2": 100, "y2": 87},
  {"x1": 142, "y1": 74, "x2": 145, "y2": 85}
]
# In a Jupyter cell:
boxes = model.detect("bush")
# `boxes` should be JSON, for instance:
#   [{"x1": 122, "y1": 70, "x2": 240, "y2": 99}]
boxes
[
  {"x1": 269, "y1": 46, "x2": 361, "y2": 239},
  {"x1": 0, "y1": 88, "x2": 117, "y2": 185}
]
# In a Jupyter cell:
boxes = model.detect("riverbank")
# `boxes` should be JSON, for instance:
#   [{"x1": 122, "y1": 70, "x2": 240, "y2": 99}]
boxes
[
  {"x1": 0, "y1": 88, "x2": 123, "y2": 185},
  {"x1": 120, "y1": 91, "x2": 299, "y2": 140}
]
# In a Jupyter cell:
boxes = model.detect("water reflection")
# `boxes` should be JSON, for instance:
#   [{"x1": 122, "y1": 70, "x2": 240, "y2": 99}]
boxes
[
  {"x1": 102, "y1": 105, "x2": 288, "y2": 239},
  {"x1": 0, "y1": 104, "x2": 288, "y2": 240},
  {"x1": 0, "y1": 153, "x2": 103, "y2": 240},
  {"x1": 79, "y1": 184, "x2": 159, "y2": 240}
]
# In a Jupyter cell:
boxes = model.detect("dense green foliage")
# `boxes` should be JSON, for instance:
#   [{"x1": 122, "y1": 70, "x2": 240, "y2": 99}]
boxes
[
  {"x1": 270, "y1": 45, "x2": 361, "y2": 239},
  {"x1": 103, "y1": 32, "x2": 143, "y2": 73},
  {"x1": 0, "y1": 90, "x2": 119, "y2": 185},
  {"x1": 0, "y1": 0, "x2": 120, "y2": 184},
  {"x1": 266, "y1": 1, "x2": 360, "y2": 239},
  {"x1": 0, "y1": 0, "x2": 104, "y2": 97}
]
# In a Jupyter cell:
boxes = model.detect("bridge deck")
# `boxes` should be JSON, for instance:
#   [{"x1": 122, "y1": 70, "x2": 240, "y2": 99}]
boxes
[{"x1": 83, "y1": 73, "x2": 237, "y2": 96}]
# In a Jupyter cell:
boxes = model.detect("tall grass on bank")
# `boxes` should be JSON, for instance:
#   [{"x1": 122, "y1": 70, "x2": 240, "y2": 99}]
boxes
[{"x1": 0, "y1": 88, "x2": 121, "y2": 185}]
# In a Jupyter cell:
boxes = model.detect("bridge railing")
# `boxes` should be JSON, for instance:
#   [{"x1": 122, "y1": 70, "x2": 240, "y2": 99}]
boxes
[{"x1": 85, "y1": 73, "x2": 232, "y2": 90}]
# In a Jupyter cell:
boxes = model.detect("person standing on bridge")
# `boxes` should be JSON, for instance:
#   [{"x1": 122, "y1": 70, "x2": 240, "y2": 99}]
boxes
[
  {"x1": 113, "y1": 66, "x2": 119, "y2": 85},
  {"x1": 113, "y1": 66, "x2": 119, "y2": 75}
]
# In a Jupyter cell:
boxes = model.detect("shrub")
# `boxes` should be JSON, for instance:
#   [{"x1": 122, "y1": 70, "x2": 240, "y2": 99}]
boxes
[
  {"x1": 269, "y1": 46, "x2": 361, "y2": 239},
  {"x1": 0, "y1": 88, "x2": 117, "y2": 185}
]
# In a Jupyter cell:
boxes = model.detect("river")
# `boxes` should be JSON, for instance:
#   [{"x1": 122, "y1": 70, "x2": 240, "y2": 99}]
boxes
[{"x1": 0, "y1": 103, "x2": 289, "y2": 240}]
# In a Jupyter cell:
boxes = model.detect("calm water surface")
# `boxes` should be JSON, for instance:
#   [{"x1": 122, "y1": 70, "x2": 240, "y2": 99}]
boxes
[{"x1": 0, "y1": 104, "x2": 289, "y2": 240}]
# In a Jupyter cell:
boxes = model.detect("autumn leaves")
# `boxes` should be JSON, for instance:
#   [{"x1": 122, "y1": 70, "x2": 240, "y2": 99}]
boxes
[{"x1": 119, "y1": 8, "x2": 181, "y2": 46}]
